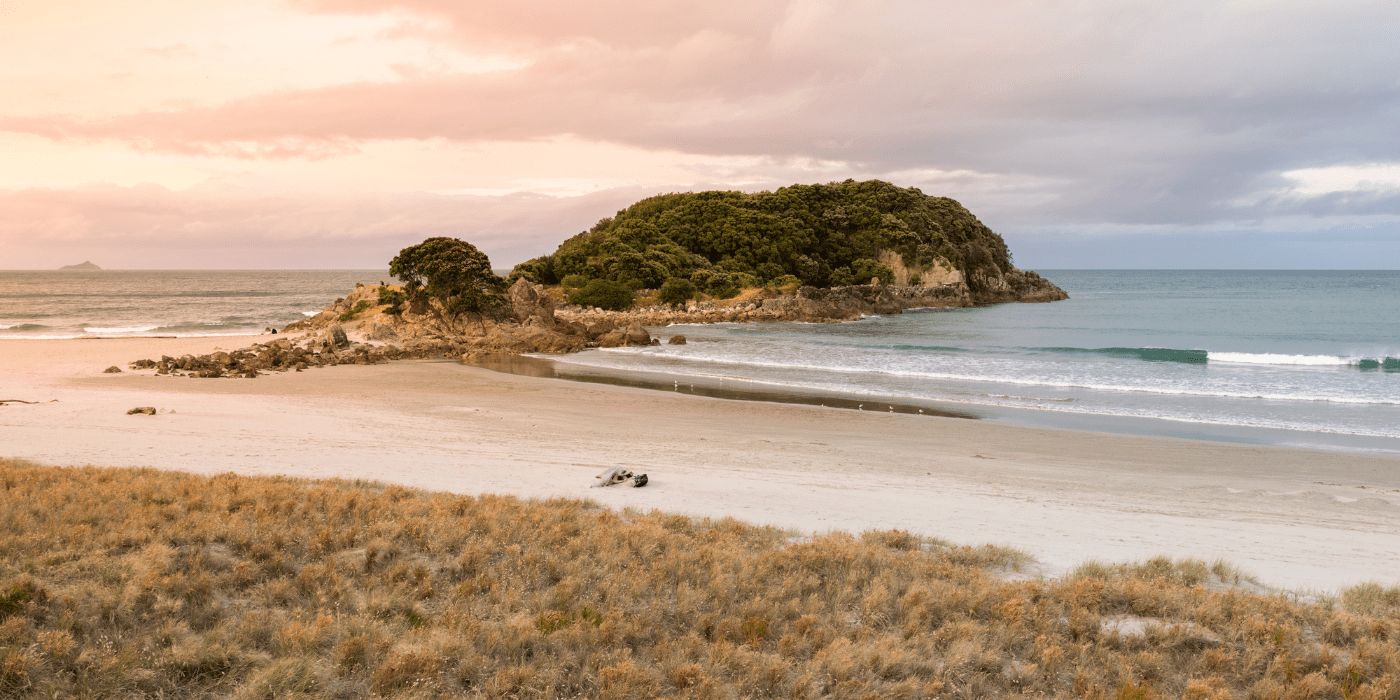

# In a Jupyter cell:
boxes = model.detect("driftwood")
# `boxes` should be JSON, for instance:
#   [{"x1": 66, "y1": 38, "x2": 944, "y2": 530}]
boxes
[
  {"x1": 0, "y1": 399, "x2": 56, "y2": 405},
  {"x1": 593, "y1": 466, "x2": 649, "y2": 488}
]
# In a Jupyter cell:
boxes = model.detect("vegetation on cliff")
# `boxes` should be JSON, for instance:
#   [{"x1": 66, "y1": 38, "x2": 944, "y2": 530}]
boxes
[
  {"x1": 509, "y1": 179, "x2": 1016, "y2": 293},
  {"x1": 4, "y1": 459, "x2": 1399, "y2": 699}
]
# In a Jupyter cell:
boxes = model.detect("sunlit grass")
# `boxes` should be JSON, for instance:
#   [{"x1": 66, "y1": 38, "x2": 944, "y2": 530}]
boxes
[{"x1": 2, "y1": 459, "x2": 1398, "y2": 699}]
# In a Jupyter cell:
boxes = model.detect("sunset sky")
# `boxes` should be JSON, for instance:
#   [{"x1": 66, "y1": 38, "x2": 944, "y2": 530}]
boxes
[{"x1": 3, "y1": 0, "x2": 1398, "y2": 269}]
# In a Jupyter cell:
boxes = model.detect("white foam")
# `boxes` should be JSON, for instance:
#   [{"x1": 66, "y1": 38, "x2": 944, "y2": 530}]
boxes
[
  {"x1": 1208, "y1": 352, "x2": 1352, "y2": 366},
  {"x1": 570, "y1": 349, "x2": 1399, "y2": 405},
  {"x1": 82, "y1": 326, "x2": 158, "y2": 334},
  {"x1": 542, "y1": 353, "x2": 1400, "y2": 439}
]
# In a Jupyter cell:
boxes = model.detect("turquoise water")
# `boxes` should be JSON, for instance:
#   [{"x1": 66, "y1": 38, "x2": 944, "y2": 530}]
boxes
[{"x1": 548, "y1": 271, "x2": 1400, "y2": 446}]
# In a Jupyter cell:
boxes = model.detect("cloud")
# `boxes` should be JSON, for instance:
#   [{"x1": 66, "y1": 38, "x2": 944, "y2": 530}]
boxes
[
  {"x1": 0, "y1": 180, "x2": 655, "y2": 269},
  {"x1": 3, "y1": 0, "x2": 1399, "y2": 251}
]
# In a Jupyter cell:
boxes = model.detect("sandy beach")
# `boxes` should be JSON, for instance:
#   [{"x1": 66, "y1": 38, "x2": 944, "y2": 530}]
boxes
[{"x1": 3, "y1": 333, "x2": 1399, "y2": 593}]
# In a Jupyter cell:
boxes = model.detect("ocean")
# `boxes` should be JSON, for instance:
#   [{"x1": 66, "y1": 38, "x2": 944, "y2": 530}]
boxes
[
  {"x1": 544, "y1": 270, "x2": 1400, "y2": 453},
  {"x1": 4, "y1": 269, "x2": 1397, "y2": 452},
  {"x1": 0, "y1": 270, "x2": 389, "y2": 339}
]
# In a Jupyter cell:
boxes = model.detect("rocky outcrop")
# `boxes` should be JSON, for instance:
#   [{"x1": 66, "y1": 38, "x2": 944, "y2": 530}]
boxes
[
  {"x1": 557, "y1": 283, "x2": 969, "y2": 327},
  {"x1": 968, "y1": 268, "x2": 1069, "y2": 304},
  {"x1": 553, "y1": 272, "x2": 1065, "y2": 328},
  {"x1": 125, "y1": 335, "x2": 473, "y2": 379},
  {"x1": 239, "y1": 272, "x2": 1064, "y2": 375},
  {"x1": 283, "y1": 284, "x2": 385, "y2": 333}
]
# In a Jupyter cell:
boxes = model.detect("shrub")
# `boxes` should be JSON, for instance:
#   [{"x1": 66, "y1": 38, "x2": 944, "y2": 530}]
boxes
[
  {"x1": 908, "y1": 273, "x2": 922, "y2": 285},
  {"x1": 377, "y1": 286, "x2": 407, "y2": 316},
  {"x1": 850, "y1": 258, "x2": 895, "y2": 285},
  {"x1": 568, "y1": 279, "x2": 633, "y2": 310},
  {"x1": 657, "y1": 278, "x2": 696, "y2": 307},
  {"x1": 767, "y1": 274, "x2": 802, "y2": 290},
  {"x1": 560, "y1": 274, "x2": 588, "y2": 290},
  {"x1": 338, "y1": 300, "x2": 370, "y2": 322},
  {"x1": 689, "y1": 269, "x2": 714, "y2": 289},
  {"x1": 728, "y1": 272, "x2": 758, "y2": 290}
]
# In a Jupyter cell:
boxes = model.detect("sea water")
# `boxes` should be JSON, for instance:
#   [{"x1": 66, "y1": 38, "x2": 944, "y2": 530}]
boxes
[
  {"x1": 0, "y1": 270, "x2": 388, "y2": 339},
  {"x1": 4, "y1": 269, "x2": 1397, "y2": 451},
  {"x1": 546, "y1": 270, "x2": 1400, "y2": 450}
]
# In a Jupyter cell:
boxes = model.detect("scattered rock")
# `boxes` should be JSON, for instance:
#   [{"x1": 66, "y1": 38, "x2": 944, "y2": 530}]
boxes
[
  {"x1": 103, "y1": 366, "x2": 122, "y2": 373},
  {"x1": 667, "y1": 335, "x2": 687, "y2": 345},
  {"x1": 127, "y1": 406, "x2": 156, "y2": 415}
]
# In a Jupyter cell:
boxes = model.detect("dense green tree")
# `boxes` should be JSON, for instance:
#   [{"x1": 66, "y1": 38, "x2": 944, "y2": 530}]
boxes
[
  {"x1": 389, "y1": 237, "x2": 506, "y2": 321},
  {"x1": 510, "y1": 179, "x2": 1014, "y2": 291},
  {"x1": 657, "y1": 277, "x2": 696, "y2": 307},
  {"x1": 568, "y1": 279, "x2": 633, "y2": 311}
]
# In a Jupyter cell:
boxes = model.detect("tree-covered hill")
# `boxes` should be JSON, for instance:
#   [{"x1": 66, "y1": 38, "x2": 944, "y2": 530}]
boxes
[{"x1": 509, "y1": 179, "x2": 1018, "y2": 293}]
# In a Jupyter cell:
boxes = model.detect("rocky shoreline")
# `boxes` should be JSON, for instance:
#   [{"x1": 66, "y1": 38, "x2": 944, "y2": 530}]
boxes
[{"x1": 125, "y1": 270, "x2": 1066, "y2": 378}]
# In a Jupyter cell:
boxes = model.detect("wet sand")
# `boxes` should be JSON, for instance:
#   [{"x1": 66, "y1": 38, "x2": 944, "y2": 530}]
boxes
[{"x1": 3, "y1": 334, "x2": 1399, "y2": 592}]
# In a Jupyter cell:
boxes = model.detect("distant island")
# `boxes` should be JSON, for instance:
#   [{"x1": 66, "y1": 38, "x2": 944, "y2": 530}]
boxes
[{"x1": 59, "y1": 261, "x2": 102, "y2": 270}]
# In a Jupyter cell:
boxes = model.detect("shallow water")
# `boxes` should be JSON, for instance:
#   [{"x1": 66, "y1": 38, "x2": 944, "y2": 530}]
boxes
[{"x1": 545, "y1": 270, "x2": 1400, "y2": 448}]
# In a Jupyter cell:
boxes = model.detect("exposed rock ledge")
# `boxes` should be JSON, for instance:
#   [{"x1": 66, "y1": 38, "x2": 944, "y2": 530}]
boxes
[{"x1": 128, "y1": 272, "x2": 1065, "y2": 377}]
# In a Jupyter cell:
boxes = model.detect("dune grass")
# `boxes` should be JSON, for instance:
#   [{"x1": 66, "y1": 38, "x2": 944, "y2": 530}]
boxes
[{"x1": 2, "y1": 459, "x2": 1399, "y2": 699}]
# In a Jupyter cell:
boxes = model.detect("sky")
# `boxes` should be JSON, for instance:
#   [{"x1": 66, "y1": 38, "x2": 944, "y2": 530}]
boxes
[{"x1": 2, "y1": 0, "x2": 1399, "y2": 270}]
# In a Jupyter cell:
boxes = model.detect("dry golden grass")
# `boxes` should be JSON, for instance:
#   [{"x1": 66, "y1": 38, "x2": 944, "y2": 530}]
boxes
[{"x1": 2, "y1": 458, "x2": 1399, "y2": 699}]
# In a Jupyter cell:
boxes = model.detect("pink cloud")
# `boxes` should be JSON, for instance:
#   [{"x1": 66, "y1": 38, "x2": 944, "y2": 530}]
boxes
[
  {"x1": 0, "y1": 182, "x2": 657, "y2": 269},
  {"x1": 4, "y1": 0, "x2": 1399, "y2": 233}
]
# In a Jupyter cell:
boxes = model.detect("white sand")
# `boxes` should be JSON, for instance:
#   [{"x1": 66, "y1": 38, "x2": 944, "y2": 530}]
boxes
[{"x1": 3, "y1": 335, "x2": 1399, "y2": 592}]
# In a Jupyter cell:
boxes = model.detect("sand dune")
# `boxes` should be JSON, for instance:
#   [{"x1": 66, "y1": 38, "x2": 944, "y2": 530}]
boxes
[{"x1": 3, "y1": 334, "x2": 1398, "y2": 592}]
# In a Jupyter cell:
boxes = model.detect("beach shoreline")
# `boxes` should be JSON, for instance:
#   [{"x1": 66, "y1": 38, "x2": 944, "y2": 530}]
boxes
[{"x1": 3, "y1": 334, "x2": 1400, "y2": 593}]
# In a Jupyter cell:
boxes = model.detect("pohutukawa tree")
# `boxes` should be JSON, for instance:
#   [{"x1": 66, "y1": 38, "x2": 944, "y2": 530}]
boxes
[{"x1": 388, "y1": 237, "x2": 506, "y2": 324}]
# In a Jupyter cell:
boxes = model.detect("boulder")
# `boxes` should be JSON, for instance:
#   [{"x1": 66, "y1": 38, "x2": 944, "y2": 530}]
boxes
[
  {"x1": 508, "y1": 279, "x2": 556, "y2": 325},
  {"x1": 323, "y1": 325, "x2": 349, "y2": 350},
  {"x1": 586, "y1": 320, "x2": 616, "y2": 340},
  {"x1": 623, "y1": 322, "x2": 650, "y2": 346},
  {"x1": 361, "y1": 318, "x2": 400, "y2": 341},
  {"x1": 668, "y1": 335, "x2": 687, "y2": 345},
  {"x1": 595, "y1": 329, "x2": 627, "y2": 348},
  {"x1": 103, "y1": 366, "x2": 122, "y2": 373}
]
